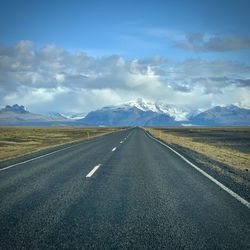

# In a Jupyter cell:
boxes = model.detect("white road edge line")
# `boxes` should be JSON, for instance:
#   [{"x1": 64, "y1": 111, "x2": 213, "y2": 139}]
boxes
[
  {"x1": 86, "y1": 164, "x2": 101, "y2": 178},
  {"x1": 0, "y1": 143, "x2": 80, "y2": 172},
  {"x1": 145, "y1": 130, "x2": 250, "y2": 209},
  {"x1": 0, "y1": 129, "x2": 131, "y2": 173},
  {"x1": 112, "y1": 147, "x2": 117, "y2": 152}
]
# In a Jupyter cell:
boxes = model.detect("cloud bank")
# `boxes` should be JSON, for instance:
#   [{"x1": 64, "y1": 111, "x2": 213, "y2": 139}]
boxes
[
  {"x1": 174, "y1": 33, "x2": 250, "y2": 52},
  {"x1": 0, "y1": 41, "x2": 250, "y2": 114}
]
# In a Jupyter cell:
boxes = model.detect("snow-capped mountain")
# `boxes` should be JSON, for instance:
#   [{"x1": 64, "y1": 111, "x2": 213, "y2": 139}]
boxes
[
  {"x1": 80, "y1": 103, "x2": 178, "y2": 126},
  {"x1": 79, "y1": 99, "x2": 250, "y2": 126},
  {"x1": 46, "y1": 112, "x2": 87, "y2": 120},
  {"x1": 103, "y1": 98, "x2": 195, "y2": 121},
  {"x1": 1, "y1": 101, "x2": 249, "y2": 126},
  {"x1": 189, "y1": 104, "x2": 250, "y2": 126},
  {"x1": 46, "y1": 112, "x2": 69, "y2": 120},
  {"x1": 63, "y1": 113, "x2": 86, "y2": 120},
  {"x1": 78, "y1": 99, "x2": 196, "y2": 126}
]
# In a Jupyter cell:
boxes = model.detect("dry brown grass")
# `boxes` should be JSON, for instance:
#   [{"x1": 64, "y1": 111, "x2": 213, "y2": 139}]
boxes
[
  {"x1": 145, "y1": 127, "x2": 250, "y2": 172},
  {"x1": 0, "y1": 126, "x2": 124, "y2": 161}
]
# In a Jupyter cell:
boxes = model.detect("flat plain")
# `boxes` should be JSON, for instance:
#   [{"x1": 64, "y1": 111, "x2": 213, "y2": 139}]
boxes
[
  {"x1": 146, "y1": 127, "x2": 250, "y2": 172},
  {"x1": 0, "y1": 126, "x2": 124, "y2": 161}
]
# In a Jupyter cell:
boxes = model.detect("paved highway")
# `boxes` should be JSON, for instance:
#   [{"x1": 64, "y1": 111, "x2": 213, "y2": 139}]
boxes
[{"x1": 0, "y1": 127, "x2": 249, "y2": 249}]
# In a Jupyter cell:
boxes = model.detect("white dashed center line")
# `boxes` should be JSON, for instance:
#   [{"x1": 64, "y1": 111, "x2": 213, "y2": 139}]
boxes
[{"x1": 86, "y1": 164, "x2": 101, "y2": 178}]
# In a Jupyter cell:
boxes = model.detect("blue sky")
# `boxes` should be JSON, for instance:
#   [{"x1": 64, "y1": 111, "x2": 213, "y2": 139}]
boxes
[
  {"x1": 0, "y1": 0, "x2": 250, "y2": 113},
  {"x1": 1, "y1": 0, "x2": 249, "y2": 59}
]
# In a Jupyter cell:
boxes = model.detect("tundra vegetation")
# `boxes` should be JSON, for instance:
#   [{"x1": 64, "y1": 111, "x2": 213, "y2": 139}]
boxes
[
  {"x1": 146, "y1": 127, "x2": 250, "y2": 172},
  {"x1": 0, "y1": 126, "x2": 124, "y2": 161}
]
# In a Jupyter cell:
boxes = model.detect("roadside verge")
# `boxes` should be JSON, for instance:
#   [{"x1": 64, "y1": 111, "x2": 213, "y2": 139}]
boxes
[
  {"x1": 0, "y1": 127, "x2": 125, "y2": 170},
  {"x1": 144, "y1": 128, "x2": 250, "y2": 207}
]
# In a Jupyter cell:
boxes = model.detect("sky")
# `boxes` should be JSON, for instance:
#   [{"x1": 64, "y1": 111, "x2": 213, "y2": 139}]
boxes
[{"x1": 0, "y1": 0, "x2": 250, "y2": 114}]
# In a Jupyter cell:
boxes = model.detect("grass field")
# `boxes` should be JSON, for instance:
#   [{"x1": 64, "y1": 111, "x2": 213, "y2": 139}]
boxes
[
  {"x1": 0, "y1": 126, "x2": 124, "y2": 161},
  {"x1": 145, "y1": 127, "x2": 250, "y2": 172}
]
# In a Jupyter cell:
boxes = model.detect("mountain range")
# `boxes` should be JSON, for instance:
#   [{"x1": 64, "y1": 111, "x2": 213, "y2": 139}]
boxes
[
  {"x1": 0, "y1": 100, "x2": 249, "y2": 126},
  {"x1": 0, "y1": 104, "x2": 72, "y2": 126}
]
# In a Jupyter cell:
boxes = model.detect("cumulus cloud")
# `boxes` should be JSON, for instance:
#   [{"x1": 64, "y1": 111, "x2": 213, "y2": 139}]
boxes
[
  {"x1": 0, "y1": 40, "x2": 250, "y2": 113},
  {"x1": 174, "y1": 33, "x2": 250, "y2": 52}
]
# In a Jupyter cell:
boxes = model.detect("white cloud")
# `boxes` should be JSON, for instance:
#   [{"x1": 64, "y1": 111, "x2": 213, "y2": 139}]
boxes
[
  {"x1": 55, "y1": 73, "x2": 65, "y2": 83},
  {"x1": 0, "y1": 40, "x2": 250, "y2": 113}
]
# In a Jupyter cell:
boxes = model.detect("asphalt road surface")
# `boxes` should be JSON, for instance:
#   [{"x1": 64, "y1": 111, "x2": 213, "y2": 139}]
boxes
[{"x1": 0, "y1": 127, "x2": 249, "y2": 249}]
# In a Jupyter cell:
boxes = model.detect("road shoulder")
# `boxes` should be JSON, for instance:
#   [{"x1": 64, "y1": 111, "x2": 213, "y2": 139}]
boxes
[{"x1": 144, "y1": 129, "x2": 250, "y2": 202}]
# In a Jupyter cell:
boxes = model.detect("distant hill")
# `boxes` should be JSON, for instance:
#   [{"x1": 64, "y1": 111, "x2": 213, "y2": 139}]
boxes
[
  {"x1": 189, "y1": 105, "x2": 250, "y2": 126},
  {"x1": 0, "y1": 104, "x2": 29, "y2": 114},
  {"x1": 0, "y1": 104, "x2": 72, "y2": 126}
]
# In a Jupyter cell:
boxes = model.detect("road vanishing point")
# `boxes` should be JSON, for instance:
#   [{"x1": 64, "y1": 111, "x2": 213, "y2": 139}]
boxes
[{"x1": 0, "y1": 127, "x2": 249, "y2": 249}]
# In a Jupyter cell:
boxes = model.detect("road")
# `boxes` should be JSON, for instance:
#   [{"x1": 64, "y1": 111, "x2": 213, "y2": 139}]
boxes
[{"x1": 0, "y1": 127, "x2": 249, "y2": 249}]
